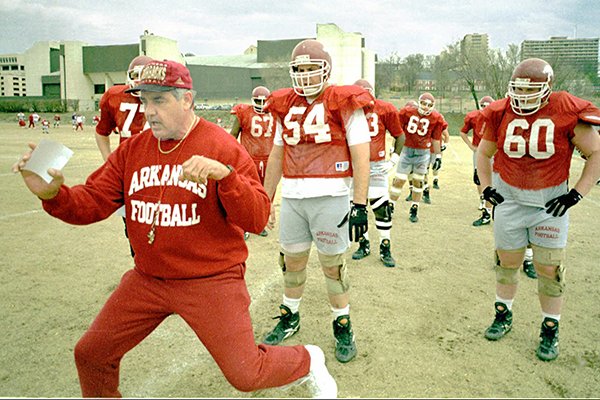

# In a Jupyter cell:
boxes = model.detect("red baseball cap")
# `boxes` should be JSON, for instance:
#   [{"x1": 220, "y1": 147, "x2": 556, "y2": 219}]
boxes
[{"x1": 126, "y1": 60, "x2": 193, "y2": 93}]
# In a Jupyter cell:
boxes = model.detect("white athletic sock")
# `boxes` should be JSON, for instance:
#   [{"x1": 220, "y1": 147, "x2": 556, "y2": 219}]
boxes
[
  {"x1": 362, "y1": 232, "x2": 370, "y2": 241},
  {"x1": 283, "y1": 295, "x2": 302, "y2": 314},
  {"x1": 496, "y1": 296, "x2": 514, "y2": 310},
  {"x1": 379, "y1": 230, "x2": 390, "y2": 242},
  {"x1": 525, "y1": 247, "x2": 533, "y2": 261},
  {"x1": 541, "y1": 311, "x2": 561, "y2": 322},
  {"x1": 331, "y1": 305, "x2": 350, "y2": 319}
]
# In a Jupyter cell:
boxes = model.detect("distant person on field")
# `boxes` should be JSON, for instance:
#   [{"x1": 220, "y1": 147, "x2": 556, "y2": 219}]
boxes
[
  {"x1": 17, "y1": 112, "x2": 26, "y2": 127},
  {"x1": 230, "y1": 85, "x2": 275, "y2": 238},
  {"x1": 53, "y1": 114, "x2": 61, "y2": 128}
]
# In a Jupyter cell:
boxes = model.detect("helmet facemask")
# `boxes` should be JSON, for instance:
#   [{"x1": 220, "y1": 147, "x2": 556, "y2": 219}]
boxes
[
  {"x1": 252, "y1": 96, "x2": 267, "y2": 114},
  {"x1": 418, "y1": 99, "x2": 434, "y2": 115},
  {"x1": 508, "y1": 79, "x2": 551, "y2": 116},
  {"x1": 289, "y1": 58, "x2": 330, "y2": 97},
  {"x1": 127, "y1": 65, "x2": 145, "y2": 98}
]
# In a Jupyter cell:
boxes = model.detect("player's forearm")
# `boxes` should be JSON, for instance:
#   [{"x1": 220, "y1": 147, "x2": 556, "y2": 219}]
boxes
[
  {"x1": 574, "y1": 149, "x2": 600, "y2": 196},
  {"x1": 476, "y1": 145, "x2": 494, "y2": 188},
  {"x1": 95, "y1": 134, "x2": 112, "y2": 161},
  {"x1": 350, "y1": 142, "x2": 370, "y2": 205},
  {"x1": 263, "y1": 146, "x2": 283, "y2": 201}
]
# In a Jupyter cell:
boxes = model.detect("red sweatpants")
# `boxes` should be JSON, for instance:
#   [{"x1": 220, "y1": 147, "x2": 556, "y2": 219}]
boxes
[{"x1": 74, "y1": 266, "x2": 310, "y2": 397}]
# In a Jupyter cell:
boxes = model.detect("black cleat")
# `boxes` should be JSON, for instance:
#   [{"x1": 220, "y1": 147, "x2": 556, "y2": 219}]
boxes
[
  {"x1": 352, "y1": 238, "x2": 371, "y2": 260},
  {"x1": 244, "y1": 232, "x2": 250, "y2": 240},
  {"x1": 536, "y1": 318, "x2": 559, "y2": 361},
  {"x1": 523, "y1": 259, "x2": 537, "y2": 279},
  {"x1": 409, "y1": 204, "x2": 419, "y2": 223},
  {"x1": 423, "y1": 188, "x2": 431, "y2": 204},
  {"x1": 263, "y1": 304, "x2": 300, "y2": 345},
  {"x1": 333, "y1": 315, "x2": 357, "y2": 363},
  {"x1": 379, "y1": 239, "x2": 395, "y2": 267},
  {"x1": 484, "y1": 302, "x2": 513, "y2": 341},
  {"x1": 433, "y1": 179, "x2": 440, "y2": 189},
  {"x1": 258, "y1": 229, "x2": 269, "y2": 237},
  {"x1": 405, "y1": 191, "x2": 413, "y2": 202},
  {"x1": 473, "y1": 210, "x2": 491, "y2": 226}
]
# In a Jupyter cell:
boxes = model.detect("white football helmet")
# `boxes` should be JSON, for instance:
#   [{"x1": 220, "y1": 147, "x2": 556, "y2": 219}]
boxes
[
  {"x1": 353, "y1": 79, "x2": 374, "y2": 96},
  {"x1": 289, "y1": 39, "x2": 332, "y2": 97},
  {"x1": 251, "y1": 86, "x2": 270, "y2": 114},
  {"x1": 508, "y1": 58, "x2": 553, "y2": 116},
  {"x1": 126, "y1": 55, "x2": 153, "y2": 97},
  {"x1": 418, "y1": 92, "x2": 435, "y2": 115}
]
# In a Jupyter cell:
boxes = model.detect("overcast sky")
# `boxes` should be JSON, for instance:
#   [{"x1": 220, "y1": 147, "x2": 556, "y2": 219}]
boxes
[{"x1": 0, "y1": 0, "x2": 597, "y2": 59}]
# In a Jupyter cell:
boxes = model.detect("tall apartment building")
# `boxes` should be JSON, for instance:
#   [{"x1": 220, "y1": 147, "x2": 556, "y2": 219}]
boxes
[
  {"x1": 0, "y1": 54, "x2": 26, "y2": 97},
  {"x1": 521, "y1": 36, "x2": 599, "y2": 75},
  {"x1": 461, "y1": 33, "x2": 489, "y2": 58}
]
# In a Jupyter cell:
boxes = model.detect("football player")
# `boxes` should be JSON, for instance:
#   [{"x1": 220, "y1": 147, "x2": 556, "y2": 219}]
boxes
[
  {"x1": 390, "y1": 92, "x2": 445, "y2": 223},
  {"x1": 95, "y1": 54, "x2": 153, "y2": 257},
  {"x1": 460, "y1": 95, "x2": 495, "y2": 226},
  {"x1": 230, "y1": 86, "x2": 275, "y2": 238},
  {"x1": 95, "y1": 55, "x2": 153, "y2": 160},
  {"x1": 422, "y1": 116, "x2": 449, "y2": 204},
  {"x1": 350, "y1": 79, "x2": 404, "y2": 268},
  {"x1": 261, "y1": 39, "x2": 372, "y2": 363},
  {"x1": 478, "y1": 58, "x2": 600, "y2": 361}
]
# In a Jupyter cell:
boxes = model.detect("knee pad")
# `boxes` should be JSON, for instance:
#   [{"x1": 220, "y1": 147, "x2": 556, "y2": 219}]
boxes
[
  {"x1": 531, "y1": 244, "x2": 565, "y2": 266},
  {"x1": 538, "y1": 265, "x2": 566, "y2": 297},
  {"x1": 473, "y1": 169, "x2": 480, "y2": 185},
  {"x1": 318, "y1": 252, "x2": 345, "y2": 267},
  {"x1": 372, "y1": 200, "x2": 392, "y2": 223},
  {"x1": 494, "y1": 264, "x2": 519, "y2": 285},
  {"x1": 283, "y1": 268, "x2": 307, "y2": 288},
  {"x1": 412, "y1": 173, "x2": 425, "y2": 183},
  {"x1": 325, "y1": 261, "x2": 350, "y2": 295}
]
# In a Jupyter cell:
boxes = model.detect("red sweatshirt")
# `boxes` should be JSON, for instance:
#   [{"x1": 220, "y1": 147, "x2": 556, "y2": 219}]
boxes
[{"x1": 42, "y1": 118, "x2": 270, "y2": 279}]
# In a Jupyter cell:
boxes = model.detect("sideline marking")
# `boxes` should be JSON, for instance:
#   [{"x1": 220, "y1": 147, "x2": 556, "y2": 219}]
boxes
[{"x1": 0, "y1": 209, "x2": 42, "y2": 221}]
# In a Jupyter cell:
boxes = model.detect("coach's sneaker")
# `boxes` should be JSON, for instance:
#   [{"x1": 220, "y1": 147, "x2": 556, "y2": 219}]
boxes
[
  {"x1": 352, "y1": 238, "x2": 370, "y2": 260},
  {"x1": 433, "y1": 179, "x2": 440, "y2": 189},
  {"x1": 303, "y1": 345, "x2": 338, "y2": 398},
  {"x1": 523, "y1": 259, "x2": 537, "y2": 279},
  {"x1": 405, "y1": 190, "x2": 413, "y2": 202},
  {"x1": 263, "y1": 304, "x2": 300, "y2": 345},
  {"x1": 333, "y1": 315, "x2": 357, "y2": 363},
  {"x1": 423, "y1": 188, "x2": 431, "y2": 204},
  {"x1": 409, "y1": 204, "x2": 419, "y2": 223},
  {"x1": 484, "y1": 302, "x2": 513, "y2": 340},
  {"x1": 379, "y1": 239, "x2": 395, "y2": 268},
  {"x1": 472, "y1": 209, "x2": 491, "y2": 226},
  {"x1": 536, "y1": 318, "x2": 559, "y2": 361}
]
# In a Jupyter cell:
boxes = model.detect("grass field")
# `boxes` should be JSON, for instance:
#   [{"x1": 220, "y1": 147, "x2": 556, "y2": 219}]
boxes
[{"x1": 1, "y1": 116, "x2": 599, "y2": 398}]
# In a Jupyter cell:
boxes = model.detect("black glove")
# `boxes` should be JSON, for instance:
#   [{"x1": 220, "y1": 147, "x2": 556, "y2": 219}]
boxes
[
  {"x1": 545, "y1": 188, "x2": 582, "y2": 217},
  {"x1": 432, "y1": 156, "x2": 442, "y2": 171},
  {"x1": 338, "y1": 203, "x2": 368, "y2": 242},
  {"x1": 482, "y1": 186, "x2": 504, "y2": 206}
]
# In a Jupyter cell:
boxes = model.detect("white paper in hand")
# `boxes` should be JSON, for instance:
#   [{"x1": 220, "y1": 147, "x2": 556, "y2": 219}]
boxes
[{"x1": 23, "y1": 139, "x2": 74, "y2": 183}]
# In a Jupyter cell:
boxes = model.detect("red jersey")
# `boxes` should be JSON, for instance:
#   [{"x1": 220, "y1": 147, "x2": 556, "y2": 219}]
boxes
[
  {"x1": 482, "y1": 92, "x2": 600, "y2": 190},
  {"x1": 364, "y1": 99, "x2": 403, "y2": 161},
  {"x1": 462, "y1": 109, "x2": 488, "y2": 146},
  {"x1": 230, "y1": 103, "x2": 274, "y2": 160},
  {"x1": 42, "y1": 119, "x2": 269, "y2": 279},
  {"x1": 96, "y1": 85, "x2": 147, "y2": 143},
  {"x1": 398, "y1": 106, "x2": 444, "y2": 149},
  {"x1": 266, "y1": 85, "x2": 373, "y2": 179}
]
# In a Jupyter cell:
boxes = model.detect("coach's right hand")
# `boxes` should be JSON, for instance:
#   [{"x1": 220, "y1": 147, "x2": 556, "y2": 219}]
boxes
[{"x1": 12, "y1": 143, "x2": 63, "y2": 200}]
